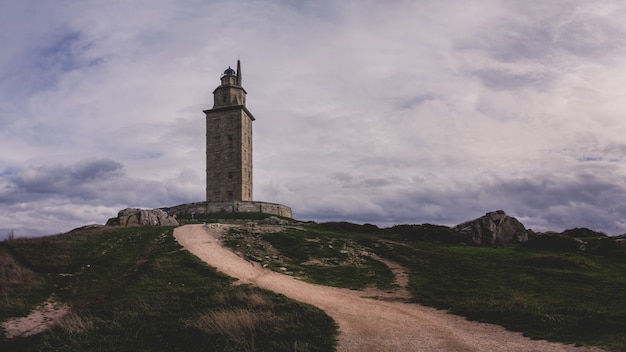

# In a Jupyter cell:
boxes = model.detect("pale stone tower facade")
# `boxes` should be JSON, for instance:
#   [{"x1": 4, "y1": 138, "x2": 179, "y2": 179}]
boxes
[{"x1": 204, "y1": 60, "x2": 254, "y2": 202}]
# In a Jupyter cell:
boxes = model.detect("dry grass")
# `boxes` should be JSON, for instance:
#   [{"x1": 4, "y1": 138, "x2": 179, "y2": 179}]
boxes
[
  {"x1": 194, "y1": 286, "x2": 282, "y2": 347},
  {"x1": 57, "y1": 312, "x2": 94, "y2": 335},
  {"x1": 237, "y1": 291, "x2": 275, "y2": 310},
  {"x1": 0, "y1": 253, "x2": 37, "y2": 295},
  {"x1": 193, "y1": 308, "x2": 282, "y2": 342}
]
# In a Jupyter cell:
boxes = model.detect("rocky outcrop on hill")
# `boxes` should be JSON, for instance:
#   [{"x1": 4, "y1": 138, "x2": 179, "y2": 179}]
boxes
[
  {"x1": 452, "y1": 210, "x2": 528, "y2": 245},
  {"x1": 259, "y1": 216, "x2": 291, "y2": 225},
  {"x1": 106, "y1": 208, "x2": 179, "y2": 227}
]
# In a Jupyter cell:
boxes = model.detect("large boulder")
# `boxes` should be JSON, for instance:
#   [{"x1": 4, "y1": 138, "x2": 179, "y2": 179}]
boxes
[
  {"x1": 259, "y1": 216, "x2": 290, "y2": 225},
  {"x1": 452, "y1": 210, "x2": 528, "y2": 245},
  {"x1": 106, "y1": 208, "x2": 179, "y2": 226}
]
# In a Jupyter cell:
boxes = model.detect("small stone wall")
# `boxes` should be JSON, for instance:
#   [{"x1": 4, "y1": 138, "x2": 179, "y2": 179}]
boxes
[{"x1": 162, "y1": 201, "x2": 292, "y2": 218}]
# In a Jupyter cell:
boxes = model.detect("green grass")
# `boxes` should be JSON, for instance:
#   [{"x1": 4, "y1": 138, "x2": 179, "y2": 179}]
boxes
[
  {"x1": 0, "y1": 226, "x2": 337, "y2": 351},
  {"x1": 354, "y1": 236, "x2": 626, "y2": 351},
  {"x1": 223, "y1": 226, "x2": 395, "y2": 291},
  {"x1": 225, "y1": 222, "x2": 626, "y2": 351},
  {"x1": 3, "y1": 219, "x2": 626, "y2": 351},
  {"x1": 0, "y1": 247, "x2": 44, "y2": 320}
]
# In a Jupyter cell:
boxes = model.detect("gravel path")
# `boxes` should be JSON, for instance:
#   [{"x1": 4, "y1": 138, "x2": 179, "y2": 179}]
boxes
[{"x1": 174, "y1": 224, "x2": 605, "y2": 352}]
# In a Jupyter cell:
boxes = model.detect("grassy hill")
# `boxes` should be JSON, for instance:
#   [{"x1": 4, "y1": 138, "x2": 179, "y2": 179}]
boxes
[
  {"x1": 1, "y1": 217, "x2": 625, "y2": 351},
  {"x1": 0, "y1": 225, "x2": 336, "y2": 351},
  {"x1": 221, "y1": 220, "x2": 626, "y2": 351}
]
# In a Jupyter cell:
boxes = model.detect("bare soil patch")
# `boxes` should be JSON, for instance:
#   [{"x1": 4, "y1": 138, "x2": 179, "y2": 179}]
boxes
[
  {"x1": 2, "y1": 296, "x2": 70, "y2": 339},
  {"x1": 175, "y1": 224, "x2": 605, "y2": 352}
]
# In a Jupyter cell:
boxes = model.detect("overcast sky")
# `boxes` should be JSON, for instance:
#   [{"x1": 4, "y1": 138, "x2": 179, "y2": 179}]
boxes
[{"x1": 2, "y1": 0, "x2": 626, "y2": 238}]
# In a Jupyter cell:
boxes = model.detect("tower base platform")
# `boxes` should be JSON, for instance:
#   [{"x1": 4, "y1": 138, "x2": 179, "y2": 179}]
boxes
[{"x1": 162, "y1": 201, "x2": 292, "y2": 219}]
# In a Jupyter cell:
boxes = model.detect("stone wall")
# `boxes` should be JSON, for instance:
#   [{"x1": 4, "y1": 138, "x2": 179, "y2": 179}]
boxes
[{"x1": 162, "y1": 201, "x2": 292, "y2": 218}]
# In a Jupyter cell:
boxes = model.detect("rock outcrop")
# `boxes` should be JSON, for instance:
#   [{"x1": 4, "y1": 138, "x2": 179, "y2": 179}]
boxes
[
  {"x1": 452, "y1": 210, "x2": 528, "y2": 245},
  {"x1": 259, "y1": 216, "x2": 291, "y2": 225},
  {"x1": 106, "y1": 208, "x2": 179, "y2": 227}
]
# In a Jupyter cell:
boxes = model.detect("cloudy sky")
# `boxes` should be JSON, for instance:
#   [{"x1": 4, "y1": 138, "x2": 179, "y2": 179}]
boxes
[{"x1": 2, "y1": 0, "x2": 626, "y2": 238}]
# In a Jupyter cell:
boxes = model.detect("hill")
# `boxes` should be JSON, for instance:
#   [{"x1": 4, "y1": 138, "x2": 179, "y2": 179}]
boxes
[
  {"x1": 0, "y1": 225, "x2": 336, "y2": 351},
  {"x1": 217, "y1": 217, "x2": 626, "y2": 351},
  {"x1": 1, "y1": 215, "x2": 625, "y2": 351}
]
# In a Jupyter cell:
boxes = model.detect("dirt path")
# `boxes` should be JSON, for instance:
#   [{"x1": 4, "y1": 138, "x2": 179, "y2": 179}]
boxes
[
  {"x1": 361, "y1": 252, "x2": 412, "y2": 301},
  {"x1": 174, "y1": 224, "x2": 604, "y2": 352}
]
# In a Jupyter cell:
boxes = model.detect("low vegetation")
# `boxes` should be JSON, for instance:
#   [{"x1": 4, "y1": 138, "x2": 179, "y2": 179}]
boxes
[
  {"x1": 223, "y1": 226, "x2": 395, "y2": 291},
  {"x1": 2, "y1": 217, "x2": 625, "y2": 351},
  {"x1": 379, "y1": 239, "x2": 626, "y2": 350},
  {"x1": 0, "y1": 225, "x2": 337, "y2": 351},
  {"x1": 225, "y1": 221, "x2": 626, "y2": 351}
]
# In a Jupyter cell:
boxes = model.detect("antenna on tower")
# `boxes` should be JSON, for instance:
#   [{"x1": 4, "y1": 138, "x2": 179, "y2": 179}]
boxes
[{"x1": 236, "y1": 59, "x2": 242, "y2": 86}]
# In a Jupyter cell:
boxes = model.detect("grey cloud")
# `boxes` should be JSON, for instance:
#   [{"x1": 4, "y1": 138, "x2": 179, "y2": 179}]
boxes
[
  {"x1": 3, "y1": 0, "x2": 626, "y2": 238},
  {"x1": 1, "y1": 158, "x2": 202, "y2": 236},
  {"x1": 556, "y1": 13, "x2": 626, "y2": 58},
  {"x1": 6, "y1": 159, "x2": 124, "y2": 201},
  {"x1": 296, "y1": 169, "x2": 626, "y2": 235},
  {"x1": 67, "y1": 158, "x2": 124, "y2": 182},
  {"x1": 35, "y1": 31, "x2": 97, "y2": 74},
  {"x1": 472, "y1": 69, "x2": 550, "y2": 90},
  {"x1": 584, "y1": 143, "x2": 626, "y2": 163},
  {"x1": 556, "y1": 141, "x2": 626, "y2": 165},
  {"x1": 484, "y1": 173, "x2": 625, "y2": 233},
  {"x1": 331, "y1": 172, "x2": 353, "y2": 183},
  {"x1": 397, "y1": 95, "x2": 438, "y2": 110},
  {"x1": 489, "y1": 27, "x2": 555, "y2": 62},
  {"x1": 495, "y1": 174, "x2": 621, "y2": 208},
  {"x1": 470, "y1": 2, "x2": 626, "y2": 64},
  {"x1": 363, "y1": 178, "x2": 393, "y2": 187},
  {"x1": 1, "y1": 28, "x2": 99, "y2": 99}
]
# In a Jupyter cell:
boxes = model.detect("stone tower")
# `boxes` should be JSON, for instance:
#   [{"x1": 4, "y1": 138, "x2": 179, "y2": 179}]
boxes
[{"x1": 204, "y1": 60, "x2": 254, "y2": 202}]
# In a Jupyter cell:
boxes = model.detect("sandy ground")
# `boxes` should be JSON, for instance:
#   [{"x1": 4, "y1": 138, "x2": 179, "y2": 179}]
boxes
[
  {"x1": 174, "y1": 223, "x2": 606, "y2": 352},
  {"x1": 2, "y1": 296, "x2": 69, "y2": 339}
]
